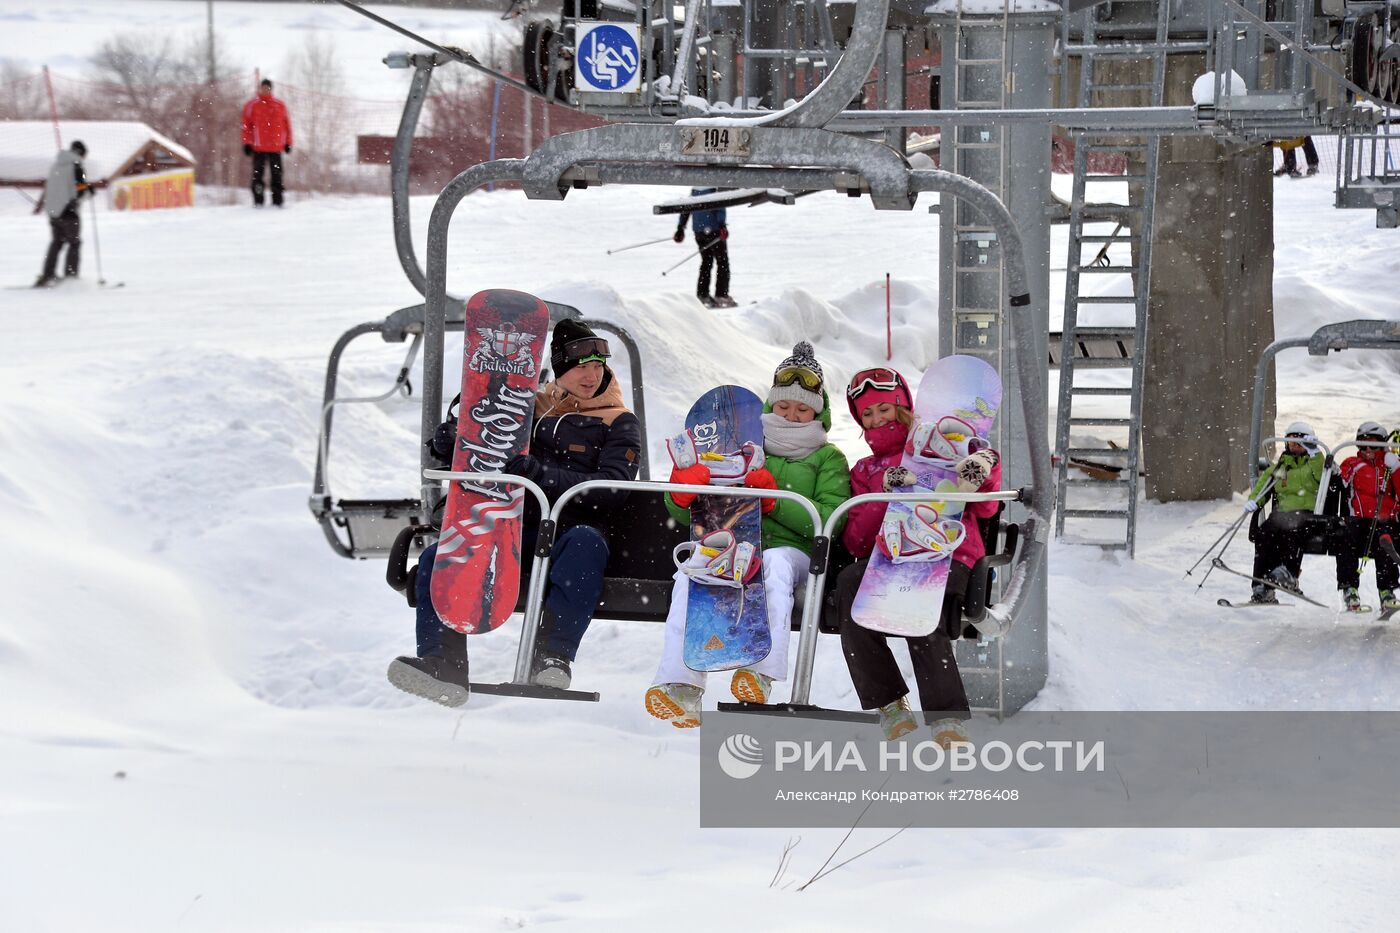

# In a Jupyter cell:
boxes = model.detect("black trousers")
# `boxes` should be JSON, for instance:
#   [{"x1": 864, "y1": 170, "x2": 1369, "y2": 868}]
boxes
[
  {"x1": 1281, "y1": 137, "x2": 1319, "y2": 173},
  {"x1": 1251, "y1": 510, "x2": 1307, "y2": 582},
  {"x1": 836, "y1": 559, "x2": 970, "y2": 717},
  {"x1": 42, "y1": 211, "x2": 81, "y2": 279},
  {"x1": 1336, "y1": 518, "x2": 1400, "y2": 592},
  {"x1": 251, "y1": 151, "x2": 284, "y2": 206},
  {"x1": 696, "y1": 232, "x2": 729, "y2": 299}
]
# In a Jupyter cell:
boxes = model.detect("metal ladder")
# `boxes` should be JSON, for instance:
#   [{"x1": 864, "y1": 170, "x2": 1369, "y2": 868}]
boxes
[
  {"x1": 1053, "y1": 0, "x2": 1167, "y2": 555},
  {"x1": 947, "y1": 0, "x2": 1012, "y2": 379}
]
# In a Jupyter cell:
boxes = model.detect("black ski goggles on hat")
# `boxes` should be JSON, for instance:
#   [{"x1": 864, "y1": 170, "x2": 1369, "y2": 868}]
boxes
[
  {"x1": 774, "y1": 365, "x2": 822, "y2": 391},
  {"x1": 847, "y1": 367, "x2": 902, "y2": 400},
  {"x1": 560, "y1": 336, "x2": 610, "y2": 362}
]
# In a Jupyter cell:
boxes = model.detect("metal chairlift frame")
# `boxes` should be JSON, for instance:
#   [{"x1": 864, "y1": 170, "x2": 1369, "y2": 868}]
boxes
[{"x1": 410, "y1": 0, "x2": 1052, "y2": 714}]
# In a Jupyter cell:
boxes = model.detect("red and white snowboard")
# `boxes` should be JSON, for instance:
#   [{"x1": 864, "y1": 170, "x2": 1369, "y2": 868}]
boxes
[
  {"x1": 851, "y1": 355, "x2": 1003, "y2": 637},
  {"x1": 430, "y1": 289, "x2": 549, "y2": 634}
]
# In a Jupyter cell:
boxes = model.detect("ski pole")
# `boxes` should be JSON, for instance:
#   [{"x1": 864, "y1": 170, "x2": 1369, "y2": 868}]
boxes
[
  {"x1": 88, "y1": 194, "x2": 107, "y2": 286},
  {"x1": 606, "y1": 236, "x2": 671, "y2": 256},
  {"x1": 1186, "y1": 473, "x2": 1276, "y2": 578},
  {"x1": 661, "y1": 248, "x2": 701, "y2": 277}
]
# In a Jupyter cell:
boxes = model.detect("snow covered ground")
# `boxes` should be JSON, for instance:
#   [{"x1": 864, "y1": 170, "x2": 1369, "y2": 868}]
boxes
[{"x1": 4, "y1": 167, "x2": 1400, "y2": 928}]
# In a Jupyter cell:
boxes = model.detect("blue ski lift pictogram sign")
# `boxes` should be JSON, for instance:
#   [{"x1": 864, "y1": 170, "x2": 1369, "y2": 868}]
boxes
[{"x1": 575, "y1": 23, "x2": 642, "y2": 93}]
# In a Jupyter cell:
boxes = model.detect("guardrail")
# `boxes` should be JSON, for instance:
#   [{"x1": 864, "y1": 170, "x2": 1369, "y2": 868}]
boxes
[{"x1": 425, "y1": 470, "x2": 1021, "y2": 704}]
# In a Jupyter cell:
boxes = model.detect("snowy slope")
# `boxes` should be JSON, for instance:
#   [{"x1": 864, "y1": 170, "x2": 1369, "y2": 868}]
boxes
[{"x1": 5, "y1": 167, "x2": 1400, "y2": 927}]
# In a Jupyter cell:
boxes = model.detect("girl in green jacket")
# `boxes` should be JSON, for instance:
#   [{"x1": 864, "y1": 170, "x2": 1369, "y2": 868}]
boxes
[
  {"x1": 646, "y1": 341, "x2": 852, "y2": 728},
  {"x1": 1243, "y1": 420, "x2": 1324, "y2": 603}
]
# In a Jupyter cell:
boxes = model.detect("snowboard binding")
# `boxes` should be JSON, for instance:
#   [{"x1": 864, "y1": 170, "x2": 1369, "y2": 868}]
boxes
[
  {"x1": 877, "y1": 504, "x2": 966, "y2": 564},
  {"x1": 673, "y1": 530, "x2": 760, "y2": 588},
  {"x1": 906, "y1": 415, "x2": 991, "y2": 466},
  {"x1": 667, "y1": 431, "x2": 765, "y2": 487}
]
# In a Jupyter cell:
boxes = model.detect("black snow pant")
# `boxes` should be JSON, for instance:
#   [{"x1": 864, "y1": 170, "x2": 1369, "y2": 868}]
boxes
[
  {"x1": 42, "y1": 210, "x2": 81, "y2": 279},
  {"x1": 1281, "y1": 136, "x2": 1320, "y2": 174},
  {"x1": 1251, "y1": 509, "x2": 1308, "y2": 583},
  {"x1": 696, "y1": 231, "x2": 729, "y2": 299},
  {"x1": 836, "y1": 558, "x2": 970, "y2": 718},
  {"x1": 251, "y1": 151, "x2": 284, "y2": 206},
  {"x1": 1336, "y1": 517, "x2": 1400, "y2": 592}
]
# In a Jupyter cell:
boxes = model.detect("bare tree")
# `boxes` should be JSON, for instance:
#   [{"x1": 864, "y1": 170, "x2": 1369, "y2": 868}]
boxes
[
  {"x1": 0, "y1": 62, "x2": 47, "y2": 120},
  {"x1": 281, "y1": 31, "x2": 354, "y2": 193}
]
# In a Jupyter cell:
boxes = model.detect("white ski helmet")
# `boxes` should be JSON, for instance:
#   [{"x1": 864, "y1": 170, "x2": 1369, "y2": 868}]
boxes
[
  {"x1": 1357, "y1": 421, "x2": 1387, "y2": 441},
  {"x1": 1283, "y1": 421, "x2": 1317, "y2": 452}
]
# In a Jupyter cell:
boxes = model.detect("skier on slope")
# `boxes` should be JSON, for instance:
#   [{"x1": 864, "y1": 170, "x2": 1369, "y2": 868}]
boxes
[
  {"x1": 673, "y1": 188, "x2": 736, "y2": 309},
  {"x1": 34, "y1": 140, "x2": 92, "y2": 287},
  {"x1": 646, "y1": 341, "x2": 851, "y2": 727},
  {"x1": 1241, "y1": 421, "x2": 1324, "y2": 605},
  {"x1": 834, "y1": 366, "x2": 1000, "y2": 747},
  {"x1": 1335, "y1": 421, "x2": 1400, "y2": 612},
  {"x1": 388, "y1": 319, "x2": 642, "y2": 703}
]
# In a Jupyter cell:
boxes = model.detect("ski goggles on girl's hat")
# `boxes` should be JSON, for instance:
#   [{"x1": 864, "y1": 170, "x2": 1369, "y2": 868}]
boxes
[
  {"x1": 773, "y1": 365, "x2": 823, "y2": 391},
  {"x1": 846, "y1": 367, "x2": 912, "y2": 419}
]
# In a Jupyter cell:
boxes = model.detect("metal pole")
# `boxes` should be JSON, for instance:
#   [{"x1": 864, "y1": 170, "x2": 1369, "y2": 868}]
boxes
[
  {"x1": 42, "y1": 66, "x2": 61, "y2": 150},
  {"x1": 487, "y1": 82, "x2": 502, "y2": 192},
  {"x1": 661, "y1": 248, "x2": 702, "y2": 276},
  {"x1": 206, "y1": 0, "x2": 216, "y2": 84}
]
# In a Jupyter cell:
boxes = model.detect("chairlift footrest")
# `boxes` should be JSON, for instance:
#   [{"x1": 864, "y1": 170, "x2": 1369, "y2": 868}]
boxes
[
  {"x1": 468, "y1": 681, "x2": 600, "y2": 702},
  {"x1": 715, "y1": 702, "x2": 879, "y2": 723}
]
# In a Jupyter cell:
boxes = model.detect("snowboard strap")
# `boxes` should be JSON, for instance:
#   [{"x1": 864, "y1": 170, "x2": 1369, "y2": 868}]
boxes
[
  {"x1": 673, "y1": 530, "x2": 760, "y2": 588},
  {"x1": 907, "y1": 415, "x2": 991, "y2": 466},
  {"x1": 878, "y1": 504, "x2": 966, "y2": 564},
  {"x1": 666, "y1": 431, "x2": 765, "y2": 487}
]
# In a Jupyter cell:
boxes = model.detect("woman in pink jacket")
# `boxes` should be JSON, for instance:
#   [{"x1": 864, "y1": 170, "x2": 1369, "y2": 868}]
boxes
[{"x1": 834, "y1": 367, "x2": 1002, "y2": 744}]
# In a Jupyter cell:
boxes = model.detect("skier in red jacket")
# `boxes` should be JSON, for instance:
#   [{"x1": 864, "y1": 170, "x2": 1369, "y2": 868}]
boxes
[
  {"x1": 1336, "y1": 421, "x2": 1400, "y2": 611},
  {"x1": 241, "y1": 78, "x2": 293, "y2": 208}
]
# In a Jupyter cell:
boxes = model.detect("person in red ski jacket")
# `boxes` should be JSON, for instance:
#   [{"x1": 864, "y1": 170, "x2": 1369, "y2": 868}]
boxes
[
  {"x1": 834, "y1": 366, "x2": 1002, "y2": 746},
  {"x1": 1336, "y1": 421, "x2": 1400, "y2": 610},
  {"x1": 241, "y1": 79, "x2": 293, "y2": 208}
]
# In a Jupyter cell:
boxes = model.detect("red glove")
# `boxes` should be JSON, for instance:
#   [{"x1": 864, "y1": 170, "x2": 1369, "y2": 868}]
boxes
[
  {"x1": 669, "y1": 463, "x2": 711, "y2": 508},
  {"x1": 744, "y1": 467, "x2": 778, "y2": 514},
  {"x1": 719, "y1": 226, "x2": 729, "y2": 241}
]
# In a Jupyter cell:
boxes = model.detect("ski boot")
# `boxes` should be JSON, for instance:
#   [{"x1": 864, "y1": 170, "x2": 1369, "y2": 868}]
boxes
[
  {"x1": 33, "y1": 274, "x2": 56, "y2": 288},
  {"x1": 645, "y1": 683, "x2": 703, "y2": 728},
  {"x1": 877, "y1": 696, "x2": 918, "y2": 741},
  {"x1": 531, "y1": 654, "x2": 572, "y2": 690},
  {"x1": 698, "y1": 294, "x2": 717, "y2": 309},
  {"x1": 1286, "y1": 169, "x2": 1303, "y2": 179},
  {"x1": 1267, "y1": 565, "x2": 1301, "y2": 597},
  {"x1": 1250, "y1": 584, "x2": 1278, "y2": 605},
  {"x1": 386, "y1": 654, "x2": 471, "y2": 707},
  {"x1": 1382, "y1": 590, "x2": 1400, "y2": 613},
  {"x1": 1342, "y1": 586, "x2": 1363, "y2": 612},
  {"x1": 711, "y1": 294, "x2": 738, "y2": 309},
  {"x1": 730, "y1": 669, "x2": 773, "y2": 705},
  {"x1": 1306, "y1": 165, "x2": 1320, "y2": 177},
  {"x1": 930, "y1": 717, "x2": 972, "y2": 752}
]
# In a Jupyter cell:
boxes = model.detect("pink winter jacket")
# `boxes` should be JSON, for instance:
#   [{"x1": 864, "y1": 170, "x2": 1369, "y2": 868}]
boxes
[{"x1": 841, "y1": 421, "x2": 1002, "y2": 570}]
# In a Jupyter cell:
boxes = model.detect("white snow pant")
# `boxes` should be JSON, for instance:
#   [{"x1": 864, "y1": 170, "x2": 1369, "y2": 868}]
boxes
[{"x1": 652, "y1": 546, "x2": 810, "y2": 690}]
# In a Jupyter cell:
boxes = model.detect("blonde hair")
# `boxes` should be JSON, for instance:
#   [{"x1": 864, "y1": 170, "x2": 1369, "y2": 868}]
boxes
[{"x1": 895, "y1": 407, "x2": 916, "y2": 426}]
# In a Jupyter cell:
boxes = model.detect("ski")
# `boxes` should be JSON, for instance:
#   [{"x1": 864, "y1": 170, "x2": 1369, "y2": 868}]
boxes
[
  {"x1": 1208, "y1": 557, "x2": 1329, "y2": 608},
  {"x1": 1216, "y1": 598, "x2": 1291, "y2": 609}
]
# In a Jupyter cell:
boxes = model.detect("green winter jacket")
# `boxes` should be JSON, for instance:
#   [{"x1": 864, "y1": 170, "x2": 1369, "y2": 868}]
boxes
[
  {"x1": 1248, "y1": 450, "x2": 1325, "y2": 513},
  {"x1": 665, "y1": 389, "x2": 853, "y2": 555}
]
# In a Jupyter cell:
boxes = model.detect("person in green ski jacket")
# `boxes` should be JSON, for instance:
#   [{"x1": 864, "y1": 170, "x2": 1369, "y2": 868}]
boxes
[
  {"x1": 646, "y1": 341, "x2": 852, "y2": 728},
  {"x1": 1242, "y1": 420, "x2": 1325, "y2": 603}
]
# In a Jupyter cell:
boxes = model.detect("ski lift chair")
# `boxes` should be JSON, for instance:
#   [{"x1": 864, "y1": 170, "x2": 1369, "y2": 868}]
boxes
[{"x1": 310, "y1": 300, "x2": 650, "y2": 560}]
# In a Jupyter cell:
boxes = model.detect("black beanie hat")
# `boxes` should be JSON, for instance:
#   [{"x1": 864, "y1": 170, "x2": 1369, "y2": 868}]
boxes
[
  {"x1": 70, "y1": 140, "x2": 87, "y2": 156},
  {"x1": 550, "y1": 318, "x2": 605, "y2": 377}
]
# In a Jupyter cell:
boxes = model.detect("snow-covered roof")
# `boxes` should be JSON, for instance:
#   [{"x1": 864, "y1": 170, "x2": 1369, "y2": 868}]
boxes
[{"x1": 0, "y1": 120, "x2": 196, "y2": 184}]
